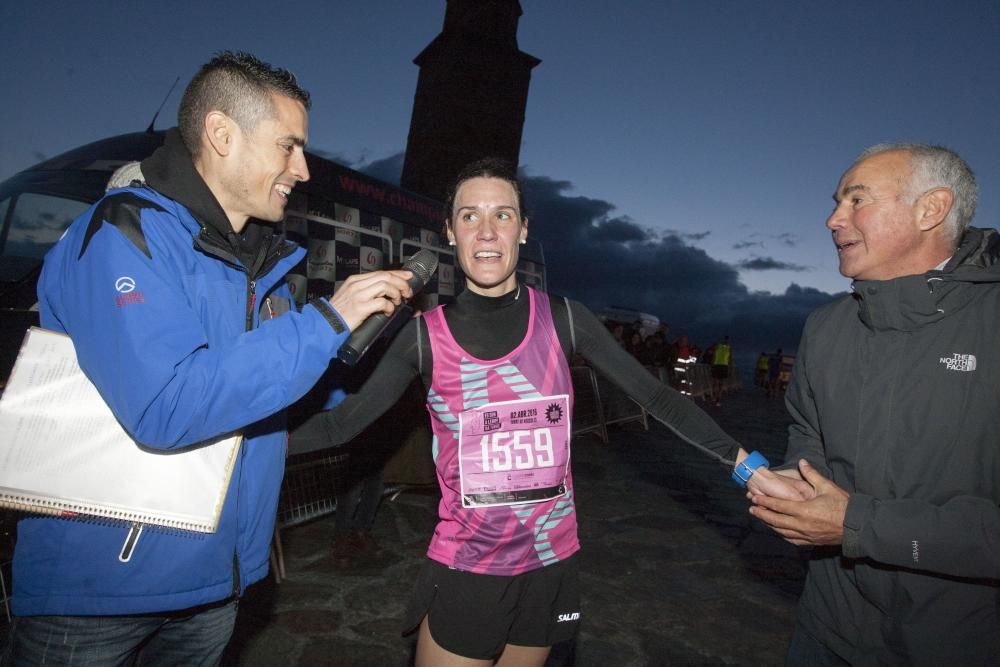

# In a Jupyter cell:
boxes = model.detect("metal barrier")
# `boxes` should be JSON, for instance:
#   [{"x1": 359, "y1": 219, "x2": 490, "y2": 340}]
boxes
[
  {"x1": 687, "y1": 364, "x2": 712, "y2": 399},
  {"x1": 591, "y1": 367, "x2": 648, "y2": 431},
  {"x1": 570, "y1": 365, "x2": 607, "y2": 443},
  {"x1": 2, "y1": 512, "x2": 13, "y2": 624},
  {"x1": 1, "y1": 558, "x2": 10, "y2": 624},
  {"x1": 271, "y1": 449, "x2": 350, "y2": 582}
]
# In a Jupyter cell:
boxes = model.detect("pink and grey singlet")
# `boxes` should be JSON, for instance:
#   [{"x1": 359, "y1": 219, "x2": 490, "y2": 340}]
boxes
[{"x1": 422, "y1": 286, "x2": 579, "y2": 576}]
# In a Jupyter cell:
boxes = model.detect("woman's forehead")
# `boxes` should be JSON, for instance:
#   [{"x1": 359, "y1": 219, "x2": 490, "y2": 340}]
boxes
[{"x1": 454, "y1": 177, "x2": 518, "y2": 208}]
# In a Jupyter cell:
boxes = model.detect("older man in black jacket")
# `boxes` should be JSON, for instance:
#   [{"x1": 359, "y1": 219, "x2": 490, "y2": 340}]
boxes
[{"x1": 750, "y1": 144, "x2": 1000, "y2": 665}]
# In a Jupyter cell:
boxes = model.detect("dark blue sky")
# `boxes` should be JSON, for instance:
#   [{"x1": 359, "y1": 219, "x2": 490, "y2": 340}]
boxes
[{"x1": 3, "y1": 0, "x2": 998, "y2": 357}]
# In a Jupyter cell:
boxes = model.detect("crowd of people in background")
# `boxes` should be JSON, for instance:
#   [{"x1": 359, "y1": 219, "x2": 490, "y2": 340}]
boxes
[
  {"x1": 599, "y1": 319, "x2": 794, "y2": 402},
  {"x1": 602, "y1": 319, "x2": 710, "y2": 370}
]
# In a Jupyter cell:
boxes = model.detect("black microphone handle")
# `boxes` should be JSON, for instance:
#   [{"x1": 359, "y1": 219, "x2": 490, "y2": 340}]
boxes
[
  {"x1": 337, "y1": 302, "x2": 414, "y2": 367},
  {"x1": 337, "y1": 249, "x2": 438, "y2": 367}
]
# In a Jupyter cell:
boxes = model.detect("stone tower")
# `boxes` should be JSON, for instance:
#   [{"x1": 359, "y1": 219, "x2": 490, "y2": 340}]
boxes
[{"x1": 400, "y1": 0, "x2": 540, "y2": 204}]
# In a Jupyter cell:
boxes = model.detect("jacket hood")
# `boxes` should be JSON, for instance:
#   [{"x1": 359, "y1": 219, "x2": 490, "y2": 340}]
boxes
[
  {"x1": 939, "y1": 226, "x2": 1000, "y2": 282},
  {"x1": 140, "y1": 128, "x2": 287, "y2": 276},
  {"x1": 853, "y1": 226, "x2": 1000, "y2": 332},
  {"x1": 140, "y1": 128, "x2": 233, "y2": 243}
]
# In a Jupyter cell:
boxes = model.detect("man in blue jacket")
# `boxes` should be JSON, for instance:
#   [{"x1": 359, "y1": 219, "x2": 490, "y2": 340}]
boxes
[{"x1": 3, "y1": 51, "x2": 413, "y2": 665}]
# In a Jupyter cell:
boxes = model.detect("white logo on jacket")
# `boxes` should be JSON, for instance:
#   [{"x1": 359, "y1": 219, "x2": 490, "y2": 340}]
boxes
[
  {"x1": 939, "y1": 353, "x2": 976, "y2": 372},
  {"x1": 115, "y1": 276, "x2": 136, "y2": 293}
]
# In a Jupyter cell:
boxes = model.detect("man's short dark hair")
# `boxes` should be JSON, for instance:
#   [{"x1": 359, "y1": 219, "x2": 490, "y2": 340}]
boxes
[{"x1": 178, "y1": 51, "x2": 311, "y2": 158}]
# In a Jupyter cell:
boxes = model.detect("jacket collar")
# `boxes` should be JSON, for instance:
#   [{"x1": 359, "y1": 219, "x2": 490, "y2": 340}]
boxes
[
  {"x1": 853, "y1": 227, "x2": 1000, "y2": 332},
  {"x1": 140, "y1": 128, "x2": 233, "y2": 245},
  {"x1": 140, "y1": 128, "x2": 289, "y2": 277}
]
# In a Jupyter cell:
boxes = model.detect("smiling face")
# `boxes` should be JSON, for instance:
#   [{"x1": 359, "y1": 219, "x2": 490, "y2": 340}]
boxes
[
  {"x1": 826, "y1": 150, "x2": 930, "y2": 281},
  {"x1": 447, "y1": 176, "x2": 528, "y2": 297},
  {"x1": 217, "y1": 93, "x2": 310, "y2": 229}
]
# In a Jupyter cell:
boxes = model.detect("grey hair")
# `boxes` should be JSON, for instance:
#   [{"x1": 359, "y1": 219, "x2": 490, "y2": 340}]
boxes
[
  {"x1": 858, "y1": 143, "x2": 978, "y2": 245},
  {"x1": 178, "y1": 51, "x2": 311, "y2": 159}
]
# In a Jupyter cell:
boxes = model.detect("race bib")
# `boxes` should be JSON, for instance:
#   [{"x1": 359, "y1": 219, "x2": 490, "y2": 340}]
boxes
[{"x1": 457, "y1": 395, "x2": 571, "y2": 508}]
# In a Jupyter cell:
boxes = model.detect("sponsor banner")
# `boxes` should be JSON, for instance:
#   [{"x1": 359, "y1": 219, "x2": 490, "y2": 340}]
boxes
[
  {"x1": 285, "y1": 273, "x2": 307, "y2": 306},
  {"x1": 284, "y1": 214, "x2": 308, "y2": 244},
  {"x1": 307, "y1": 238, "x2": 336, "y2": 283},
  {"x1": 381, "y1": 217, "x2": 403, "y2": 242},
  {"x1": 360, "y1": 245, "x2": 383, "y2": 273},
  {"x1": 420, "y1": 228, "x2": 439, "y2": 248},
  {"x1": 336, "y1": 243, "x2": 360, "y2": 282},
  {"x1": 308, "y1": 278, "x2": 334, "y2": 303},
  {"x1": 381, "y1": 217, "x2": 403, "y2": 258},
  {"x1": 438, "y1": 262, "x2": 455, "y2": 296},
  {"x1": 335, "y1": 204, "x2": 360, "y2": 246}
]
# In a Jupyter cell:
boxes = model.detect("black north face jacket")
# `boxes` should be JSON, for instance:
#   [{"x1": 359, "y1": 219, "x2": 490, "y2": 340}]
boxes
[{"x1": 782, "y1": 227, "x2": 1000, "y2": 665}]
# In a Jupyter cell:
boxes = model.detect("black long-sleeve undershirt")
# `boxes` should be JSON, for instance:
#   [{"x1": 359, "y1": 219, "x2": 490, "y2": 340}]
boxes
[{"x1": 320, "y1": 285, "x2": 741, "y2": 467}]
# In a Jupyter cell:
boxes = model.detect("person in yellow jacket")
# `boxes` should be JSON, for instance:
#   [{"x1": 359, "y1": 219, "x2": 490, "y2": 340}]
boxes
[
  {"x1": 710, "y1": 335, "x2": 732, "y2": 406},
  {"x1": 755, "y1": 351, "x2": 769, "y2": 388}
]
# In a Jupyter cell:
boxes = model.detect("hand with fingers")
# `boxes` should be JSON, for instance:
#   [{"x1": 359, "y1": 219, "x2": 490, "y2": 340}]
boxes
[
  {"x1": 326, "y1": 270, "x2": 414, "y2": 332},
  {"x1": 745, "y1": 466, "x2": 816, "y2": 501},
  {"x1": 748, "y1": 459, "x2": 849, "y2": 546}
]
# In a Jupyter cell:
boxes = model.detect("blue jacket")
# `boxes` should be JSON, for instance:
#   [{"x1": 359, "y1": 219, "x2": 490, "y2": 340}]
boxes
[{"x1": 13, "y1": 181, "x2": 348, "y2": 616}]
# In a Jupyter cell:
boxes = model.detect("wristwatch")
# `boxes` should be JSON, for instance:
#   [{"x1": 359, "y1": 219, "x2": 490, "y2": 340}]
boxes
[{"x1": 732, "y1": 450, "x2": 770, "y2": 488}]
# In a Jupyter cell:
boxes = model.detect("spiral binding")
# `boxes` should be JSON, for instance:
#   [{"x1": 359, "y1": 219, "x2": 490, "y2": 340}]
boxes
[{"x1": 0, "y1": 494, "x2": 214, "y2": 533}]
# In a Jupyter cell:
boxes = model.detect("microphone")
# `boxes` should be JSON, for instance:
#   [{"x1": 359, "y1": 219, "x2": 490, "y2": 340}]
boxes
[{"x1": 336, "y1": 249, "x2": 439, "y2": 367}]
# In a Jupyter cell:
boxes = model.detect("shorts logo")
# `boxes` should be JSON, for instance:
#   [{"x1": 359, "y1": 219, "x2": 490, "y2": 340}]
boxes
[
  {"x1": 115, "y1": 276, "x2": 136, "y2": 293},
  {"x1": 557, "y1": 612, "x2": 580, "y2": 623},
  {"x1": 939, "y1": 353, "x2": 976, "y2": 372}
]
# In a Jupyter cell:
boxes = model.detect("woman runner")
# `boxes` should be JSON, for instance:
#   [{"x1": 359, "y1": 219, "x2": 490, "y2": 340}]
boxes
[{"x1": 317, "y1": 158, "x2": 803, "y2": 666}]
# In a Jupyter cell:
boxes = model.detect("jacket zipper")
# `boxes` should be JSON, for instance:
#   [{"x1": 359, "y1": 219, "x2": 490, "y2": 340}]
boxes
[
  {"x1": 246, "y1": 279, "x2": 256, "y2": 331},
  {"x1": 194, "y1": 227, "x2": 295, "y2": 598},
  {"x1": 232, "y1": 275, "x2": 260, "y2": 598}
]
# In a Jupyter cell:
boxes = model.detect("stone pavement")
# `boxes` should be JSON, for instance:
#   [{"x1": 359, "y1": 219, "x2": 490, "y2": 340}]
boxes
[{"x1": 222, "y1": 387, "x2": 807, "y2": 666}]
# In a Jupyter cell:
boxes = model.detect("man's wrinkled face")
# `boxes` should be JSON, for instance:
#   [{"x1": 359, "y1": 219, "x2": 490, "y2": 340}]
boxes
[{"x1": 826, "y1": 151, "x2": 923, "y2": 281}]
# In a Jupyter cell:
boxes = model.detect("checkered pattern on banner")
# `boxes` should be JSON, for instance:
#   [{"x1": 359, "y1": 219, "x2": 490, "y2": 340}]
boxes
[
  {"x1": 282, "y1": 204, "x2": 542, "y2": 313},
  {"x1": 284, "y1": 207, "x2": 458, "y2": 310}
]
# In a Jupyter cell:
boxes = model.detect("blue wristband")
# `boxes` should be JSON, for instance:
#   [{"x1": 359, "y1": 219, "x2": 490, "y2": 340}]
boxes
[{"x1": 732, "y1": 450, "x2": 770, "y2": 488}]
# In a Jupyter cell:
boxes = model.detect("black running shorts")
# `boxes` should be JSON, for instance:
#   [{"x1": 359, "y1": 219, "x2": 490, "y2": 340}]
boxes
[{"x1": 402, "y1": 554, "x2": 581, "y2": 660}]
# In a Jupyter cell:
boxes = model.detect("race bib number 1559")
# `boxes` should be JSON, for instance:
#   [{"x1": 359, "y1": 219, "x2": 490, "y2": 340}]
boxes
[{"x1": 457, "y1": 395, "x2": 570, "y2": 508}]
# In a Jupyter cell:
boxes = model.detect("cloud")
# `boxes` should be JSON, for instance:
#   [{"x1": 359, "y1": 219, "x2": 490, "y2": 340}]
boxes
[
  {"x1": 349, "y1": 153, "x2": 841, "y2": 361},
  {"x1": 519, "y1": 169, "x2": 841, "y2": 357},
  {"x1": 591, "y1": 217, "x2": 647, "y2": 243},
  {"x1": 356, "y1": 151, "x2": 405, "y2": 185},
  {"x1": 736, "y1": 257, "x2": 810, "y2": 271},
  {"x1": 732, "y1": 240, "x2": 763, "y2": 250},
  {"x1": 664, "y1": 228, "x2": 711, "y2": 242}
]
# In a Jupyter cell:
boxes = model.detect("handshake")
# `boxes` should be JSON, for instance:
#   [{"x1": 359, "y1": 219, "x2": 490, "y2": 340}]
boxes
[{"x1": 738, "y1": 454, "x2": 849, "y2": 548}]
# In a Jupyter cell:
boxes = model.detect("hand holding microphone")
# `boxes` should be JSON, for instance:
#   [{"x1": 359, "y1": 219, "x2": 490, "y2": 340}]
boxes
[{"x1": 336, "y1": 249, "x2": 439, "y2": 366}]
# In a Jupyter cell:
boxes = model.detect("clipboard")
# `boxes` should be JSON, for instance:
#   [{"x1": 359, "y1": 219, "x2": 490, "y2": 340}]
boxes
[{"x1": 0, "y1": 327, "x2": 240, "y2": 533}]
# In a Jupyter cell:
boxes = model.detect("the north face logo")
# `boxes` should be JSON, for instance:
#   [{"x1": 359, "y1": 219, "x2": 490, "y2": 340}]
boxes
[{"x1": 939, "y1": 353, "x2": 976, "y2": 372}]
